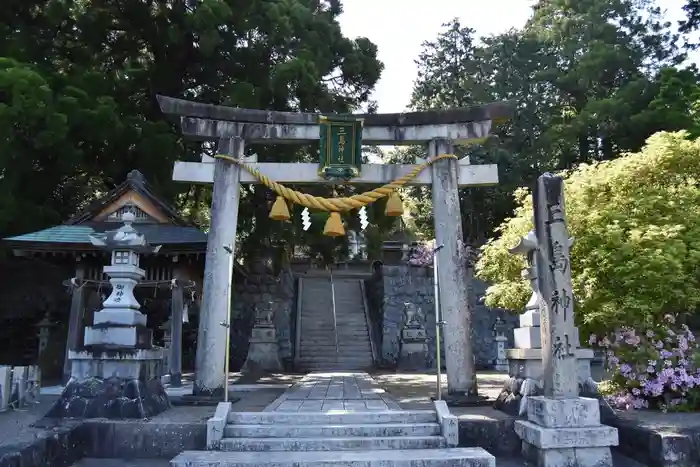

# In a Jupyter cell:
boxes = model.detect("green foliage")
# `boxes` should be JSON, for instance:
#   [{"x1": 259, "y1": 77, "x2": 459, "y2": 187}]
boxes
[
  {"x1": 476, "y1": 131, "x2": 700, "y2": 338},
  {"x1": 0, "y1": 0, "x2": 383, "y2": 264},
  {"x1": 405, "y1": 1, "x2": 700, "y2": 245}
]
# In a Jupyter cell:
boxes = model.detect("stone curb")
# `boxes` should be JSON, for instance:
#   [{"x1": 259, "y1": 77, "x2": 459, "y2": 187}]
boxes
[{"x1": 611, "y1": 418, "x2": 699, "y2": 467}]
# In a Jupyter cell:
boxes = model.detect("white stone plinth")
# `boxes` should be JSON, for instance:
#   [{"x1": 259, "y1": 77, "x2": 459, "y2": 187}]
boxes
[
  {"x1": 520, "y1": 309, "x2": 540, "y2": 327},
  {"x1": 506, "y1": 348, "x2": 594, "y2": 382},
  {"x1": 515, "y1": 395, "x2": 619, "y2": 467},
  {"x1": 515, "y1": 421, "x2": 618, "y2": 449},
  {"x1": 83, "y1": 324, "x2": 152, "y2": 348},
  {"x1": 527, "y1": 396, "x2": 601, "y2": 428},
  {"x1": 69, "y1": 348, "x2": 164, "y2": 380}
]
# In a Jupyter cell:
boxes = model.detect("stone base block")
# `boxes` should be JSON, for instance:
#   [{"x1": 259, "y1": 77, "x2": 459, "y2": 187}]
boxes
[
  {"x1": 243, "y1": 342, "x2": 282, "y2": 372},
  {"x1": 46, "y1": 361, "x2": 169, "y2": 420},
  {"x1": 402, "y1": 327, "x2": 427, "y2": 340},
  {"x1": 520, "y1": 310, "x2": 540, "y2": 327},
  {"x1": 514, "y1": 420, "x2": 618, "y2": 450},
  {"x1": 522, "y1": 442, "x2": 614, "y2": 467},
  {"x1": 398, "y1": 341, "x2": 428, "y2": 370},
  {"x1": 84, "y1": 325, "x2": 153, "y2": 348},
  {"x1": 92, "y1": 310, "x2": 147, "y2": 327},
  {"x1": 250, "y1": 326, "x2": 276, "y2": 341},
  {"x1": 69, "y1": 348, "x2": 164, "y2": 380},
  {"x1": 527, "y1": 396, "x2": 601, "y2": 428},
  {"x1": 507, "y1": 348, "x2": 593, "y2": 382}
]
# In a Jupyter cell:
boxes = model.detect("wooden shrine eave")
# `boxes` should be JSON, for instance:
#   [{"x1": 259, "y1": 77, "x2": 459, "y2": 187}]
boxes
[{"x1": 156, "y1": 95, "x2": 514, "y2": 145}]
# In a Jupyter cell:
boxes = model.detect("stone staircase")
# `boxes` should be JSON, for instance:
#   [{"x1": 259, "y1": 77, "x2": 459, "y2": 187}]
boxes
[
  {"x1": 297, "y1": 277, "x2": 374, "y2": 371},
  {"x1": 172, "y1": 410, "x2": 495, "y2": 466}
]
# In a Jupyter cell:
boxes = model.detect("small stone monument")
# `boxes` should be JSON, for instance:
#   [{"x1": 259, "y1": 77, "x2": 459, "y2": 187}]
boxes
[
  {"x1": 243, "y1": 301, "x2": 282, "y2": 372},
  {"x1": 496, "y1": 229, "x2": 594, "y2": 416},
  {"x1": 514, "y1": 174, "x2": 618, "y2": 467},
  {"x1": 46, "y1": 210, "x2": 169, "y2": 419},
  {"x1": 492, "y1": 317, "x2": 508, "y2": 372},
  {"x1": 398, "y1": 302, "x2": 428, "y2": 370}
]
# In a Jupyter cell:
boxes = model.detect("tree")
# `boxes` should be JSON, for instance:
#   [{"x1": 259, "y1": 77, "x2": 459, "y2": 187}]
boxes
[
  {"x1": 404, "y1": 0, "x2": 699, "y2": 246},
  {"x1": 0, "y1": 58, "x2": 123, "y2": 236},
  {"x1": 0, "y1": 0, "x2": 384, "y2": 264},
  {"x1": 476, "y1": 131, "x2": 700, "y2": 338}
]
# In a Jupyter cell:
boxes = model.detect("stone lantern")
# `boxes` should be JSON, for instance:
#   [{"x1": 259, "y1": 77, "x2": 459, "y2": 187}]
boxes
[
  {"x1": 46, "y1": 210, "x2": 170, "y2": 419},
  {"x1": 492, "y1": 317, "x2": 508, "y2": 372},
  {"x1": 35, "y1": 312, "x2": 54, "y2": 357}
]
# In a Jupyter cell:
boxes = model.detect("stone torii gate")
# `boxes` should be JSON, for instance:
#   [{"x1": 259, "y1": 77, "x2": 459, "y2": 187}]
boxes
[{"x1": 156, "y1": 96, "x2": 513, "y2": 401}]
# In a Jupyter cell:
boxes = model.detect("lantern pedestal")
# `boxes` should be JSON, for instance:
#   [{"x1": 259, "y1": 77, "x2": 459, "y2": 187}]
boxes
[{"x1": 45, "y1": 348, "x2": 168, "y2": 419}]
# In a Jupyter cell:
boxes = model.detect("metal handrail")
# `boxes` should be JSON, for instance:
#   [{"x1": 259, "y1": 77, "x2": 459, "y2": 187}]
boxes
[{"x1": 329, "y1": 268, "x2": 340, "y2": 363}]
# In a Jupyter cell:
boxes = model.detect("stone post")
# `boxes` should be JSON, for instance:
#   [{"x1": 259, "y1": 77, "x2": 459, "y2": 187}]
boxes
[
  {"x1": 398, "y1": 303, "x2": 428, "y2": 370},
  {"x1": 514, "y1": 173, "x2": 618, "y2": 467},
  {"x1": 429, "y1": 138, "x2": 482, "y2": 402},
  {"x1": 63, "y1": 263, "x2": 85, "y2": 384},
  {"x1": 0, "y1": 367, "x2": 10, "y2": 412},
  {"x1": 195, "y1": 136, "x2": 244, "y2": 397},
  {"x1": 492, "y1": 318, "x2": 508, "y2": 372},
  {"x1": 170, "y1": 274, "x2": 185, "y2": 387},
  {"x1": 160, "y1": 318, "x2": 172, "y2": 380},
  {"x1": 243, "y1": 301, "x2": 282, "y2": 372}
]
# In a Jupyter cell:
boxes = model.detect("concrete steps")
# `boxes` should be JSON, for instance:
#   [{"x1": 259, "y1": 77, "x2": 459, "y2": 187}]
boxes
[
  {"x1": 228, "y1": 410, "x2": 438, "y2": 425},
  {"x1": 224, "y1": 422, "x2": 441, "y2": 438},
  {"x1": 171, "y1": 448, "x2": 496, "y2": 466},
  {"x1": 219, "y1": 435, "x2": 446, "y2": 451},
  {"x1": 297, "y1": 277, "x2": 373, "y2": 371}
]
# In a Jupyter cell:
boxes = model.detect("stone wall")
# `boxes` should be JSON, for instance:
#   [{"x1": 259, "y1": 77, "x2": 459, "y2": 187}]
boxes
[
  {"x1": 369, "y1": 264, "x2": 517, "y2": 370},
  {"x1": 229, "y1": 261, "x2": 296, "y2": 371}
]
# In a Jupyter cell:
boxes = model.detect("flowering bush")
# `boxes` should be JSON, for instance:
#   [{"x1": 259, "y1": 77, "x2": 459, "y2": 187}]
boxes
[
  {"x1": 590, "y1": 314, "x2": 700, "y2": 411},
  {"x1": 408, "y1": 241, "x2": 434, "y2": 266}
]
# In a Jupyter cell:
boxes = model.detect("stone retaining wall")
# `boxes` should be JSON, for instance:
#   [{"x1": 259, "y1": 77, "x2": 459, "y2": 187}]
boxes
[
  {"x1": 229, "y1": 263, "x2": 296, "y2": 371},
  {"x1": 369, "y1": 264, "x2": 517, "y2": 369}
]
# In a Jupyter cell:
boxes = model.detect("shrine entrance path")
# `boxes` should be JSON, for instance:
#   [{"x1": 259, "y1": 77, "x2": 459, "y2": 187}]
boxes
[{"x1": 263, "y1": 372, "x2": 402, "y2": 412}]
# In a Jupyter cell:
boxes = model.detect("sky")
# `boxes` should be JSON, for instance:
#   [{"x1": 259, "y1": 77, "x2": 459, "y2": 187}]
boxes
[{"x1": 337, "y1": 0, "x2": 693, "y2": 114}]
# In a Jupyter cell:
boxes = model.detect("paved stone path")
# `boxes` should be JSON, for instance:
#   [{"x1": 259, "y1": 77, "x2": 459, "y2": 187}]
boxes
[{"x1": 263, "y1": 372, "x2": 402, "y2": 412}]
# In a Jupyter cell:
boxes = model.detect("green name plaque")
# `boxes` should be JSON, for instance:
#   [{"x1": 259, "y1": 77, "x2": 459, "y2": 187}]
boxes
[{"x1": 318, "y1": 115, "x2": 363, "y2": 180}]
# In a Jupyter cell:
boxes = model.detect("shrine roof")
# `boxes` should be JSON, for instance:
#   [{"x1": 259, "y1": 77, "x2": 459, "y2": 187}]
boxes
[
  {"x1": 4, "y1": 223, "x2": 207, "y2": 249},
  {"x1": 3, "y1": 169, "x2": 208, "y2": 252}
]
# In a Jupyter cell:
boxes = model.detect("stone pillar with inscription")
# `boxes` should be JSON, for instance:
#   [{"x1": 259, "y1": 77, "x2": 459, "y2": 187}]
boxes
[
  {"x1": 506, "y1": 229, "x2": 593, "y2": 383},
  {"x1": 243, "y1": 301, "x2": 282, "y2": 372},
  {"x1": 514, "y1": 173, "x2": 618, "y2": 467},
  {"x1": 398, "y1": 303, "x2": 428, "y2": 370}
]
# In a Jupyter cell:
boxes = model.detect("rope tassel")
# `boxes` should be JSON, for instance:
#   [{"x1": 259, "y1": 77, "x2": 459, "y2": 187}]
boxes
[
  {"x1": 385, "y1": 192, "x2": 403, "y2": 217},
  {"x1": 269, "y1": 196, "x2": 291, "y2": 221},
  {"x1": 323, "y1": 212, "x2": 345, "y2": 237}
]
